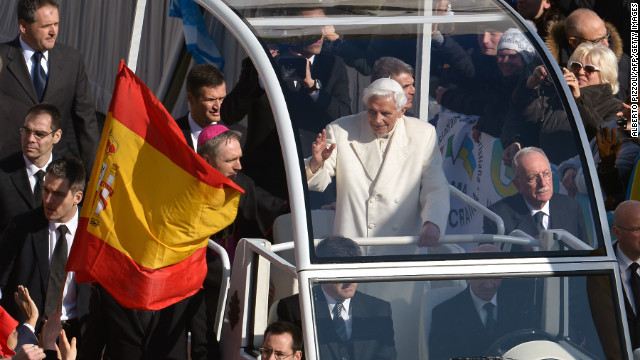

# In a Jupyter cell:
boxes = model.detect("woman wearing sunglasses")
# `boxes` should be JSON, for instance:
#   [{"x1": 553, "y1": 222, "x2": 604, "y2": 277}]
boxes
[
  {"x1": 501, "y1": 42, "x2": 623, "y2": 169},
  {"x1": 557, "y1": 43, "x2": 638, "y2": 208},
  {"x1": 564, "y1": 42, "x2": 621, "y2": 140}
]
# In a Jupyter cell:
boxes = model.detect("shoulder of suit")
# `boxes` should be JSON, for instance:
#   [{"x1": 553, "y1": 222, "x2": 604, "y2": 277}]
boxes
[
  {"x1": 550, "y1": 193, "x2": 580, "y2": 209},
  {"x1": 0, "y1": 152, "x2": 25, "y2": 173},
  {"x1": 50, "y1": 42, "x2": 82, "y2": 58},
  {"x1": 488, "y1": 193, "x2": 522, "y2": 212},
  {"x1": 12, "y1": 206, "x2": 47, "y2": 228},
  {"x1": 353, "y1": 290, "x2": 391, "y2": 307},
  {"x1": 175, "y1": 114, "x2": 189, "y2": 127}
]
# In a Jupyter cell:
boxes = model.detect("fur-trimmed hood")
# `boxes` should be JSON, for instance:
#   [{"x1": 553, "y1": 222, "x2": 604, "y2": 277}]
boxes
[{"x1": 545, "y1": 20, "x2": 624, "y2": 65}]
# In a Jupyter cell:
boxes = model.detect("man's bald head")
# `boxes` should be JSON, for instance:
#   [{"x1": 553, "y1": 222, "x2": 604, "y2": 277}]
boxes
[
  {"x1": 613, "y1": 200, "x2": 640, "y2": 261},
  {"x1": 565, "y1": 9, "x2": 609, "y2": 49}
]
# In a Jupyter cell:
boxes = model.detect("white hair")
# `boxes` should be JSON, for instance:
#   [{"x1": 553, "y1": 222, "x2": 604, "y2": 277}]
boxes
[{"x1": 362, "y1": 78, "x2": 407, "y2": 111}]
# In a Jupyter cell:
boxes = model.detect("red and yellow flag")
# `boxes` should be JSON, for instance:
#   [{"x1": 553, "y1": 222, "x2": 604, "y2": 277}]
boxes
[{"x1": 66, "y1": 61, "x2": 242, "y2": 310}]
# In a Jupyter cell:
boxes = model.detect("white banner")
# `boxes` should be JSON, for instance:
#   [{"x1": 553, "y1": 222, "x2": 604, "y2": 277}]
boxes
[{"x1": 435, "y1": 110, "x2": 518, "y2": 250}]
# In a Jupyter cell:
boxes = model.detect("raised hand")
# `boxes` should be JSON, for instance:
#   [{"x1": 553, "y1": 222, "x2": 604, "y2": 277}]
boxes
[
  {"x1": 310, "y1": 130, "x2": 336, "y2": 173},
  {"x1": 14, "y1": 285, "x2": 38, "y2": 328}
]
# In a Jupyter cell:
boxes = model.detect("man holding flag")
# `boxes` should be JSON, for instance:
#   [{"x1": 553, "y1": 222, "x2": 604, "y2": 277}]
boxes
[{"x1": 70, "y1": 61, "x2": 239, "y2": 359}]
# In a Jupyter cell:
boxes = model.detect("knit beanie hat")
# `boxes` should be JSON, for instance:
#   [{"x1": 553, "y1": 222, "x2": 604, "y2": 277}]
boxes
[{"x1": 497, "y1": 28, "x2": 536, "y2": 64}]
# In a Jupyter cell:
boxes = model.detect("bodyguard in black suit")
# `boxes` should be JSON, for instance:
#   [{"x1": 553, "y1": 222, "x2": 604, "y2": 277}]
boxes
[
  {"x1": 175, "y1": 64, "x2": 227, "y2": 152},
  {"x1": 611, "y1": 200, "x2": 640, "y2": 350},
  {"x1": 0, "y1": 103, "x2": 61, "y2": 232},
  {"x1": 221, "y1": 57, "x2": 289, "y2": 200},
  {"x1": 277, "y1": 236, "x2": 396, "y2": 360},
  {"x1": 0, "y1": 158, "x2": 90, "y2": 340},
  {"x1": 428, "y1": 244, "x2": 538, "y2": 359},
  {"x1": 0, "y1": 0, "x2": 99, "y2": 176},
  {"x1": 484, "y1": 147, "x2": 587, "y2": 247},
  {"x1": 429, "y1": 281, "x2": 537, "y2": 359}
]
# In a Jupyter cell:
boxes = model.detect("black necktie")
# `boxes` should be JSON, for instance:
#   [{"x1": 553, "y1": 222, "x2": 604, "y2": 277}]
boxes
[
  {"x1": 333, "y1": 301, "x2": 348, "y2": 341},
  {"x1": 629, "y1": 263, "x2": 640, "y2": 315},
  {"x1": 33, "y1": 170, "x2": 45, "y2": 205},
  {"x1": 44, "y1": 225, "x2": 68, "y2": 317},
  {"x1": 484, "y1": 302, "x2": 497, "y2": 335},
  {"x1": 534, "y1": 211, "x2": 545, "y2": 233},
  {"x1": 32, "y1": 52, "x2": 47, "y2": 101}
]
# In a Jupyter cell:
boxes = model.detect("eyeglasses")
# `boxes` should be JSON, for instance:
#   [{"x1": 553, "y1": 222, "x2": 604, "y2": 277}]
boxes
[
  {"x1": 615, "y1": 225, "x2": 640, "y2": 233},
  {"x1": 259, "y1": 348, "x2": 295, "y2": 360},
  {"x1": 19, "y1": 127, "x2": 55, "y2": 140},
  {"x1": 575, "y1": 29, "x2": 610, "y2": 44},
  {"x1": 518, "y1": 170, "x2": 552, "y2": 185},
  {"x1": 569, "y1": 61, "x2": 600, "y2": 75}
]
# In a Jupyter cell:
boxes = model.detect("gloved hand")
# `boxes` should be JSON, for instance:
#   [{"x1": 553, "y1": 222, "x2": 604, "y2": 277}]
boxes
[{"x1": 596, "y1": 126, "x2": 621, "y2": 170}]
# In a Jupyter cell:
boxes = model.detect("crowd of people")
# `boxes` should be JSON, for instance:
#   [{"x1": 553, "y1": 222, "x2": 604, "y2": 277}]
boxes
[{"x1": 0, "y1": 0, "x2": 638, "y2": 358}]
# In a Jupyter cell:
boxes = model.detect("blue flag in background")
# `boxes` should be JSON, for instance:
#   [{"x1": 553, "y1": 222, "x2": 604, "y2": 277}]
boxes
[{"x1": 169, "y1": 0, "x2": 224, "y2": 70}]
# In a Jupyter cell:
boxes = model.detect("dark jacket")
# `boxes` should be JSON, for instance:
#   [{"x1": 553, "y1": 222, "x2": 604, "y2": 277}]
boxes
[
  {"x1": 78, "y1": 284, "x2": 218, "y2": 360},
  {"x1": 440, "y1": 60, "x2": 523, "y2": 139},
  {"x1": 501, "y1": 79, "x2": 576, "y2": 165},
  {"x1": 0, "y1": 37, "x2": 99, "y2": 176},
  {"x1": 575, "y1": 83, "x2": 622, "y2": 140},
  {"x1": 277, "y1": 286, "x2": 396, "y2": 360},
  {"x1": 545, "y1": 20, "x2": 630, "y2": 101}
]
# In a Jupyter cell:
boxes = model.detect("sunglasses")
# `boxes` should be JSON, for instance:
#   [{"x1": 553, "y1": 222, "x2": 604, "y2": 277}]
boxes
[{"x1": 569, "y1": 61, "x2": 600, "y2": 74}]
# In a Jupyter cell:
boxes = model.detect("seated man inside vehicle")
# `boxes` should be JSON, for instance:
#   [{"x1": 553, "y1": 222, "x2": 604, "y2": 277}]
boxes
[
  {"x1": 429, "y1": 244, "x2": 539, "y2": 360},
  {"x1": 276, "y1": 235, "x2": 396, "y2": 360},
  {"x1": 483, "y1": 146, "x2": 587, "y2": 251}
]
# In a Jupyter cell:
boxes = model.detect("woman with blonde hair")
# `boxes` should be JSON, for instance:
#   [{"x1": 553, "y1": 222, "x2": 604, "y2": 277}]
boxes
[{"x1": 564, "y1": 42, "x2": 621, "y2": 139}]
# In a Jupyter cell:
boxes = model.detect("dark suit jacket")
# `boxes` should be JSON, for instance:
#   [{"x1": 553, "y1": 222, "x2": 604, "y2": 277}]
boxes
[
  {"x1": 483, "y1": 193, "x2": 587, "y2": 248},
  {"x1": 0, "y1": 152, "x2": 39, "y2": 231},
  {"x1": 612, "y1": 242, "x2": 640, "y2": 350},
  {"x1": 0, "y1": 207, "x2": 90, "y2": 333},
  {"x1": 77, "y1": 284, "x2": 218, "y2": 360},
  {"x1": 284, "y1": 52, "x2": 352, "y2": 135},
  {"x1": 174, "y1": 114, "x2": 195, "y2": 150},
  {"x1": 221, "y1": 57, "x2": 288, "y2": 199},
  {"x1": 0, "y1": 37, "x2": 99, "y2": 175},
  {"x1": 277, "y1": 286, "x2": 396, "y2": 360},
  {"x1": 428, "y1": 286, "x2": 537, "y2": 360}
]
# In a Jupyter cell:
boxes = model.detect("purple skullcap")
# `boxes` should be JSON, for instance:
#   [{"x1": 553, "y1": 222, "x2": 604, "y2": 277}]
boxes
[{"x1": 198, "y1": 124, "x2": 229, "y2": 146}]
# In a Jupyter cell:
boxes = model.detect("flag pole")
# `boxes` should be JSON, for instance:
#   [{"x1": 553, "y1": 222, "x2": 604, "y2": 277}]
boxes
[{"x1": 127, "y1": 0, "x2": 148, "y2": 73}]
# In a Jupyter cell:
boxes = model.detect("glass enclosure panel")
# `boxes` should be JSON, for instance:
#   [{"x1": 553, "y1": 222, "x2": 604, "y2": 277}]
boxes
[
  {"x1": 222, "y1": 0, "x2": 606, "y2": 260},
  {"x1": 306, "y1": 274, "x2": 625, "y2": 360}
]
